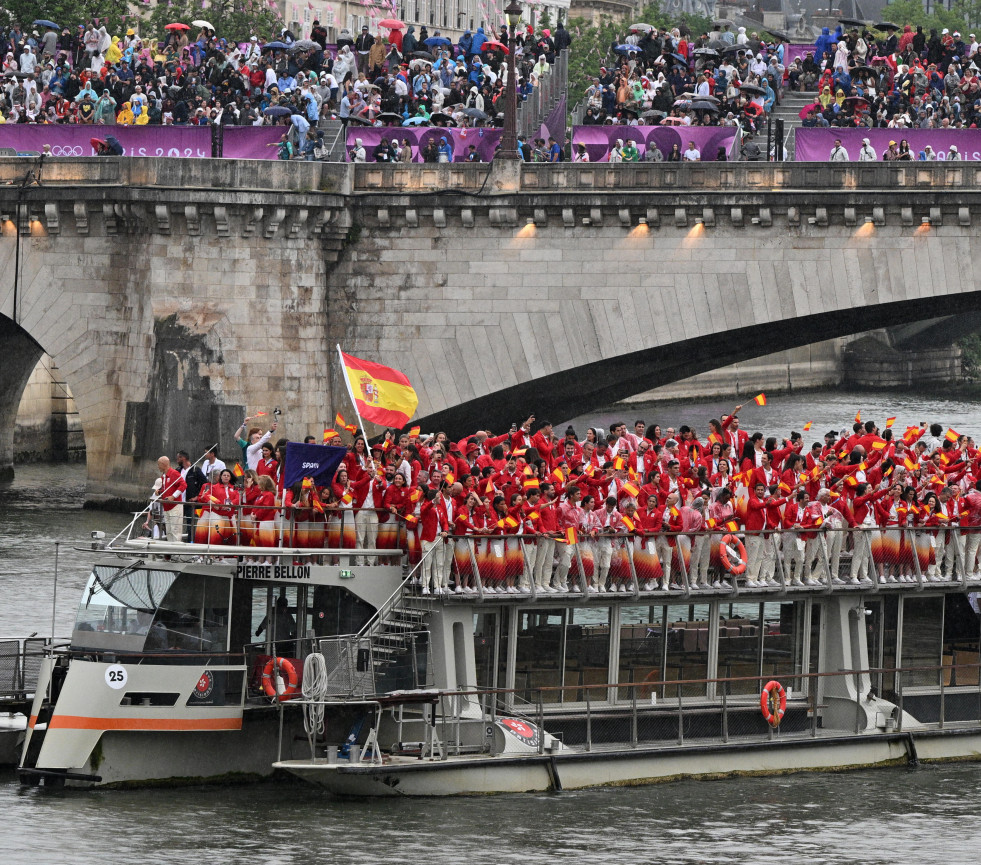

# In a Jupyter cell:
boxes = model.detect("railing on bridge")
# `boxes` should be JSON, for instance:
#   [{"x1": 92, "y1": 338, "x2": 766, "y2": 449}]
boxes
[{"x1": 516, "y1": 49, "x2": 569, "y2": 142}]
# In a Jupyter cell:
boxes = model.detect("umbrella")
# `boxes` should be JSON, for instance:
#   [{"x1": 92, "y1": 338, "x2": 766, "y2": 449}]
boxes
[
  {"x1": 628, "y1": 23, "x2": 654, "y2": 32},
  {"x1": 480, "y1": 40, "x2": 509, "y2": 54},
  {"x1": 874, "y1": 21, "x2": 899, "y2": 30},
  {"x1": 838, "y1": 17, "x2": 865, "y2": 27},
  {"x1": 693, "y1": 48, "x2": 720, "y2": 57},
  {"x1": 378, "y1": 18, "x2": 405, "y2": 29},
  {"x1": 462, "y1": 107, "x2": 489, "y2": 120},
  {"x1": 262, "y1": 41, "x2": 290, "y2": 51},
  {"x1": 424, "y1": 36, "x2": 451, "y2": 48},
  {"x1": 403, "y1": 115, "x2": 428, "y2": 125},
  {"x1": 850, "y1": 64, "x2": 876, "y2": 75},
  {"x1": 691, "y1": 100, "x2": 720, "y2": 112},
  {"x1": 798, "y1": 102, "x2": 821, "y2": 120},
  {"x1": 721, "y1": 44, "x2": 746, "y2": 54},
  {"x1": 641, "y1": 109, "x2": 666, "y2": 119},
  {"x1": 289, "y1": 39, "x2": 319, "y2": 52},
  {"x1": 346, "y1": 116, "x2": 373, "y2": 126},
  {"x1": 614, "y1": 44, "x2": 639, "y2": 53},
  {"x1": 740, "y1": 83, "x2": 766, "y2": 96},
  {"x1": 430, "y1": 112, "x2": 455, "y2": 125},
  {"x1": 164, "y1": 22, "x2": 189, "y2": 30},
  {"x1": 673, "y1": 97, "x2": 692, "y2": 107},
  {"x1": 191, "y1": 19, "x2": 214, "y2": 30},
  {"x1": 375, "y1": 112, "x2": 404, "y2": 124},
  {"x1": 411, "y1": 51, "x2": 435, "y2": 60},
  {"x1": 263, "y1": 105, "x2": 293, "y2": 116},
  {"x1": 712, "y1": 18, "x2": 735, "y2": 27},
  {"x1": 843, "y1": 95, "x2": 871, "y2": 107},
  {"x1": 660, "y1": 116, "x2": 686, "y2": 124},
  {"x1": 32, "y1": 19, "x2": 59, "y2": 29}
]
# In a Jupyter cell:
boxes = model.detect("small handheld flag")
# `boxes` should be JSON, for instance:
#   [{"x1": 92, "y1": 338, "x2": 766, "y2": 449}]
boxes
[
  {"x1": 565, "y1": 527, "x2": 578, "y2": 545},
  {"x1": 753, "y1": 393, "x2": 767, "y2": 406},
  {"x1": 302, "y1": 477, "x2": 313, "y2": 490},
  {"x1": 232, "y1": 463, "x2": 244, "y2": 478},
  {"x1": 946, "y1": 428, "x2": 960, "y2": 443},
  {"x1": 622, "y1": 481, "x2": 640, "y2": 498},
  {"x1": 323, "y1": 429, "x2": 340, "y2": 443},
  {"x1": 408, "y1": 425, "x2": 421, "y2": 438},
  {"x1": 621, "y1": 515, "x2": 636, "y2": 532},
  {"x1": 725, "y1": 520, "x2": 739, "y2": 532},
  {"x1": 855, "y1": 411, "x2": 861, "y2": 423},
  {"x1": 255, "y1": 411, "x2": 267, "y2": 417},
  {"x1": 885, "y1": 417, "x2": 897, "y2": 428},
  {"x1": 335, "y1": 412, "x2": 346, "y2": 429},
  {"x1": 802, "y1": 422, "x2": 812, "y2": 432}
]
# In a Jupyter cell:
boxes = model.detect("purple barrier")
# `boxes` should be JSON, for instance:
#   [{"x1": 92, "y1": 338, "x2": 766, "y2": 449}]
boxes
[
  {"x1": 783, "y1": 43, "x2": 815, "y2": 71},
  {"x1": 795, "y1": 128, "x2": 981, "y2": 161},
  {"x1": 345, "y1": 127, "x2": 502, "y2": 162},
  {"x1": 0, "y1": 125, "x2": 211, "y2": 157},
  {"x1": 223, "y1": 126, "x2": 283, "y2": 159},
  {"x1": 571, "y1": 126, "x2": 738, "y2": 162}
]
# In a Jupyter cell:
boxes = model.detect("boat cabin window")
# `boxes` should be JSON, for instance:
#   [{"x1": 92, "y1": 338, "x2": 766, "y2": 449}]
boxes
[
  {"x1": 473, "y1": 611, "x2": 497, "y2": 690},
  {"x1": 717, "y1": 601, "x2": 807, "y2": 695},
  {"x1": 513, "y1": 608, "x2": 611, "y2": 704},
  {"x1": 73, "y1": 566, "x2": 229, "y2": 655},
  {"x1": 943, "y1": 595, "x2": 980, "y2": 689},
  {"x1": 901, "y1": 597, "x2": 944, "y2": 688}
]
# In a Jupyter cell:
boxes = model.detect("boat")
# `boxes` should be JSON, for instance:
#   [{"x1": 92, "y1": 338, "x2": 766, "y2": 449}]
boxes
[
  {"x1": 0, "y1": 636, "x2": 62, "y2": 766},
  {"x1": 17, "y1": 506, "x2": 981, "y2": 792}
]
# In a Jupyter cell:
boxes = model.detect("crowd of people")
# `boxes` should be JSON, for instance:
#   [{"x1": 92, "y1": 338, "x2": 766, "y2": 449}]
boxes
[
  {"x1": 0, "y1": 16, "x2": 569, "y2": 148},
  {"x1": 799, "y1": 23, "x2": 981, "y2": 130},
  {"x1": 147, "y1": 405, "x2": 981, "y2": 597}
]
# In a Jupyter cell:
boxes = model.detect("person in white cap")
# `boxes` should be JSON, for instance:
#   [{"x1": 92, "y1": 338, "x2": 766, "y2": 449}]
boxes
[
  {"x1": 948, "y1": 144, "x2": 962, "y2": 160},
  {"x1": 859, "y1": 137, "x2": 876, "y2": 160}
]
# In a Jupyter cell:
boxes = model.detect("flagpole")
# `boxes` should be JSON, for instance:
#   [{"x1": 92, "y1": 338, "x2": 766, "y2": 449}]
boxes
[{"x1": 337, "y1": 343, "x2": 368, "y2": 441}]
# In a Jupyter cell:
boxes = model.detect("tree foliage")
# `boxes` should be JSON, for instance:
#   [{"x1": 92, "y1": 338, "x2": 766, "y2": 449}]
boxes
[
  {"x1": 566, "y1": 1, "x2": 713, "y2": 102},
  {"x1": 0, "y1": 0, "x2": 131, "y2": 36},
  {"x1": 879, "y1": 0, "x2": 981, "y2": 34}
]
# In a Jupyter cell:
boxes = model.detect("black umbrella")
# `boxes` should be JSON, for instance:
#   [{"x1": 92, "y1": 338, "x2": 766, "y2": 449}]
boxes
[
  {"x1": 462, "y1": 107, "x2": 490, "y2": 120},
  {"x1": 740, "y1": 84, "x2": 766, "y2": 96},
  {"x1": 374, "y1": 112, "x2": 404, "y2": 124},
  {"x1": 430, "y1": 111, "x2": 455, "y2": 125},
  {"x1": 706, "y1": 39, "x2": 727, "y2": 51},
  {"x1": 721, "y1": 44, "x2": 747, "y2": 54},
  {"x1": 712, "y1": 18, "x2": 735, "y2": 27},
  {"x1": 346, "y1": 116, "x2": 373, "y2": 126},
  {"x1": 693, "y1": 47, "x2": 720, "y2": 57},
  {"x1": 874, "y1": 21, "x2": 899, "y2": 30},
  {"x1": 838, "y1": 17, "x2": 865, "y2": 27},
  {"x1": 850, "y1": 64, "x2": 876, "y2": 75},
  {"x1": 411, "y1": 50, "x2": 435, "y2": 60},
  {"x1": 641, "y1": 109, "x2": 665, "y2": 119},
  {"x1": 691, "y1": 101, "x2": 720, "y2": 112}
]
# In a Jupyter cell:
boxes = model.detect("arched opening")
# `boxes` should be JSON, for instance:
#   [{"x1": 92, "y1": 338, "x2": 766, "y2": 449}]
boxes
[{"x1": 0, "y1": 314, "x2": 84, "y2": 481}]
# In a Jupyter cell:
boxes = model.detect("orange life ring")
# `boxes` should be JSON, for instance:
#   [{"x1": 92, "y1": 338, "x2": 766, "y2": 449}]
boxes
[
  {"x1": 720, "y1": 534, "x2": 747, "y2": 575},
  {"x1": 261, "y1": 657, "x2": 300, "y2": 701},
  {"x1": 760, "y1": 679, "x2": 787, "y2": 727}
]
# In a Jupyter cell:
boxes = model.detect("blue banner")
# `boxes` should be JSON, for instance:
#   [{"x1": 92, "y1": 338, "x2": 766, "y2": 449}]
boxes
[{"x1": 283, "y1": 442, "x2": 347, "y2": 491}]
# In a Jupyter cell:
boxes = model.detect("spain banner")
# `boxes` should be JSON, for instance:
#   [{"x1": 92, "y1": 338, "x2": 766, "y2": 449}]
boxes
[{"x1": 338, "y1": 347, "x2": 419, "y2": 428}]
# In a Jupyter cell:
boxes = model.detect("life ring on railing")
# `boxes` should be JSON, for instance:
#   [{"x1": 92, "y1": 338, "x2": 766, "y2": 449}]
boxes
[
  {"x1": 720, "y1": 534, "x2": 747, "y2": 575},
  {"x1": 760, "y1": 679, "x2": 787, "y2": 727},
  {"x1": 261, "y1": 657, "x2": 300, "y2": 701}
]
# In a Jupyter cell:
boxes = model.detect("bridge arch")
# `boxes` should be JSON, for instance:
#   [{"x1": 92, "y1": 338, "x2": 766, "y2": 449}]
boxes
[{"x1": 0, "y1": 315, "x2": 47, "y2": 481}]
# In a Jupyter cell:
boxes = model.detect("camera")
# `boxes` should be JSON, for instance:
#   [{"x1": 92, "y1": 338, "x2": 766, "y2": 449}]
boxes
[{"x1": 273, "y1": 407, "x2": 282, "y2": 417}]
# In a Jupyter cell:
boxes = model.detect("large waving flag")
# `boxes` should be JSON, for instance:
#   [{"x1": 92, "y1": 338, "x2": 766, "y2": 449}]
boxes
[{"x1": 338, "y1": 347, "x2": 418, "y2": 428}]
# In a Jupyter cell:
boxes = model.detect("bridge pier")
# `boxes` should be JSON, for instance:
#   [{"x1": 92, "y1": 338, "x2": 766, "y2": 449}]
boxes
[{"x1": 0, "y1": 317, "x2": 44, "y2": 482}]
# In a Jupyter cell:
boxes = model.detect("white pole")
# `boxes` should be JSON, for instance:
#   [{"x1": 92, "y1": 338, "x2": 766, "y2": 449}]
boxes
[{"x1": 336, "y1": 343, "x2": 368, "y2": 440}]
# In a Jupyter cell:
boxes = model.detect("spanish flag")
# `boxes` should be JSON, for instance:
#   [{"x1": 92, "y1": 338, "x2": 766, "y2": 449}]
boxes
[
  {"x1": 854, "y1": 410, "x2": 861, "y2": 423},
  {"x1": 669, "y1": 506, "x2": 680, "y2": 518},
  {"x1": 551, "y1": 467, "x2": 565, "y2": 484},
  {"x1": 802, "y1": 421, "x2": 812, "y2": 431},
  {"x1": 885, "y1": 417, "x2": 897, "y2": 428},
  {"x1": 339, "y1": 348, "x2": 419, "y2": 428},
  {"x1": 312, "y1": 497, "x2": 325, "y2": 514},
  {"x1": 408, "y1": 425, "x2": 421, "y2": 438},
  {"x1": 622, "y1": 481, "x2": 640, "y2": 498},
  {"x1": 444, "y1": 472, "x2": 455, "y2": 485},
  {"x1": 614, "y1": 456, "x2": 625, "y2": 471},
  {"x1": 302, "y1": 477, "x2": 313, "y2": 490},
  {"x1": 708, "y1": 432, "x2": 722, "y2": 445},
  {"x1": 725, "y1": 520, "x2": 739, "y2": 532},
  {"x1": 904, "y1": 456, "x2": 918, "y2": 471},
  {"x1": 946, "y1": 428, "x2": 960, "y2": 443},
  {"x1": 323, "y1": 429, "x2": 340, "y2": 442},
  {"x1": 505, "y1": 515, "x2": 519, "y2": 529},
  {"x1": 232, "y1": 463, "x2": 244, "y2": 478},
  {"x1": 754, "y1": 393, "x2": 766, "y2": 406},
  {"x1": 565, "y1": 527, "x2": 578, "y2": 545},
  {"x1": 335, "y1": 412, "x2": 347, "y2": 429},
  {"x1": 523, "y1": 478, "x2": 540, "y2": 490},
  {"x1": 621, "y1": 515, "x2": 636, "y2": 532},
  {"x1": 872, "y1": 440, "x2": 886, "y2": 450}
]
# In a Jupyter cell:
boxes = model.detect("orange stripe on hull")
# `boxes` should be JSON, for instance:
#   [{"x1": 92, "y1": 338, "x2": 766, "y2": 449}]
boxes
[{"x1": 48, "y1": 715, "x2": 243, "y2": 731}]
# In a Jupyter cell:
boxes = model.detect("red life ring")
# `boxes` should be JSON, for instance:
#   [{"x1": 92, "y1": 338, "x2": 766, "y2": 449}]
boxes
[
  {"x1": 760, "y1": 679, "x2": 787, "y2": 727},
  {"x1": 720, "y1": 534, "x2": 747, "y2": 575},
  {"x1": 261, "y1": 657, "x2": 300, "y2": 701}
]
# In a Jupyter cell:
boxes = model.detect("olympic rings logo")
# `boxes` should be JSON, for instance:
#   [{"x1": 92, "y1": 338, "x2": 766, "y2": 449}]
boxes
[{"x1": 48, "y1": 145, "x2": 84, "y2": 156}]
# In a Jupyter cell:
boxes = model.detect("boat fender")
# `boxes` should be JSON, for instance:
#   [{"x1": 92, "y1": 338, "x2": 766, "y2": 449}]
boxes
[
  {"x1": 720, "y1": 534, "x2": 747, "y2": 575},
  {"x1": 261, "y1": 657, "x2": 300, "y2": 701},
  {"x1": 760, "y1": 679, "x2": 786, "y2": 727}
]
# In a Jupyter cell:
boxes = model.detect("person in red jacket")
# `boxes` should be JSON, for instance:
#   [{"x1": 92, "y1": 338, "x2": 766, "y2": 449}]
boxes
[
  {"x1": 154, "y1": 455, "x2": 186, "y2": 544},
  {"x1": 744, "y1": 482, "x2": 786, "y2": 588},
  {"x1": 418, "y1": 488, "x2": 446, "y2": 595},
  {"x1": 848, "y1": 482, "x2": 889, "y2": 583},
  {"x1": 352, "y1": 466, "x2": 390, "y2": 565},
  {"x1": 196, "y1": 468, "x2": 240, "y2": 545}
]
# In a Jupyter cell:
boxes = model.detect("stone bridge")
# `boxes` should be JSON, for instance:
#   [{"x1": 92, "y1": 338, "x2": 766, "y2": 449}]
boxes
[{"x1": 0, "y1": 157, "x2": 978, "y2": 503}]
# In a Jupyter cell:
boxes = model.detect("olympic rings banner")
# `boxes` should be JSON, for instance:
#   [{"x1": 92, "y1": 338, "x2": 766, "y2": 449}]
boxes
[
  {"x1": 795, "y1": 128, "x2": 981, "y2": 161},
  {"x1": 345, "y1": 127, "x2": 502, "y2": 162},
  {"x1": 0, "y1": 126, "x2": 284, "y2": 159},
  {"x1": 570, "y1": 126, "x2": 739, "y2": 162}
]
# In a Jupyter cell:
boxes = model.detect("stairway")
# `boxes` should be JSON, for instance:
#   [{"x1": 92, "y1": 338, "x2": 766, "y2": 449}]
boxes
[
  {"x1": 317, "y1": 118, "x2": 349, "y2": 161},
  {"x1": 771, "y1": 91, "x2": 816, "y2": 161}
]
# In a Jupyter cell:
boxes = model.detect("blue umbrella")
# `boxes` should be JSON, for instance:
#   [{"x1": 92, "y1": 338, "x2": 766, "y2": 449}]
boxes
[
  {"x1": 261, "y1": 41, "x2": 290, "y2": 51},
  {"x1": 33, "y1": 19, "x2": 60, "y2": 29},
  {"x1": 263, "y1": 105, "x2": 293, "y2": 116},
  {"x1": 670, "y1": 52, "x2": 688, "y2": 64},
  {"x1": 403, "y1": 116, "x2": 428, "y2": 125},
  {"x1": 424, "y1": 36, "x2": 451, "y2": 48},
  {"x1": 614, "y1": 44, "x2": 638, "y2": 54}
]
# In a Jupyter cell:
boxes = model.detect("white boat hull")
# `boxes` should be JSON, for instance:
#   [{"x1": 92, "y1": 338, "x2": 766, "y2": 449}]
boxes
[{"x1": 274, "y1": 729, "x2": 981, "y2": 797}]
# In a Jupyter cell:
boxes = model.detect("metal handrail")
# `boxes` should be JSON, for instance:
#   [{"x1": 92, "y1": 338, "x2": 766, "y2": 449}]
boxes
[{"x1": 355, "y1": 543, "x2": 442, "y2": 640}]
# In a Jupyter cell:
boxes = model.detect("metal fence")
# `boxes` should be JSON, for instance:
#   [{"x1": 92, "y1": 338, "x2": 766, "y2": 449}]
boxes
[
  {"x1": 517, "y1": 49, "x2": 569, "y2": 141},
  {"x1": 0, "y1": 637, "x2": 64, "y2": 700},
  {"x1": 411, "y1": 525, "x2": 980, "y2": 602}
]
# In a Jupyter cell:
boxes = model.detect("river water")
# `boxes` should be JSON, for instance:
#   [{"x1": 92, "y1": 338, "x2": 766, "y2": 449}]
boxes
[{"x1": 2, "y1": 388, "x2": 981, "y2": 863}]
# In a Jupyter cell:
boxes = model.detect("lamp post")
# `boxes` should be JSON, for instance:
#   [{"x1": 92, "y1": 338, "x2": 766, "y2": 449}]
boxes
[{"x1": 498, "y1": 0, "x2": 523, "y2": 160}]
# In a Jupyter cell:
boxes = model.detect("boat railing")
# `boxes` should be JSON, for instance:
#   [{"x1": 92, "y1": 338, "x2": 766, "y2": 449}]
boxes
[
  {"x1": 110, "y1": 499, "x2": 412, "y2": 566},
  {"x1": 277, "y1": 660, "x2": 981, "y2": 764},
  {"x1": 419, "y1": 523, "x2": 978, "y2": 601},
  {"x1": 0, "y1": 636, "x2": 69, "y2": 703}
]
